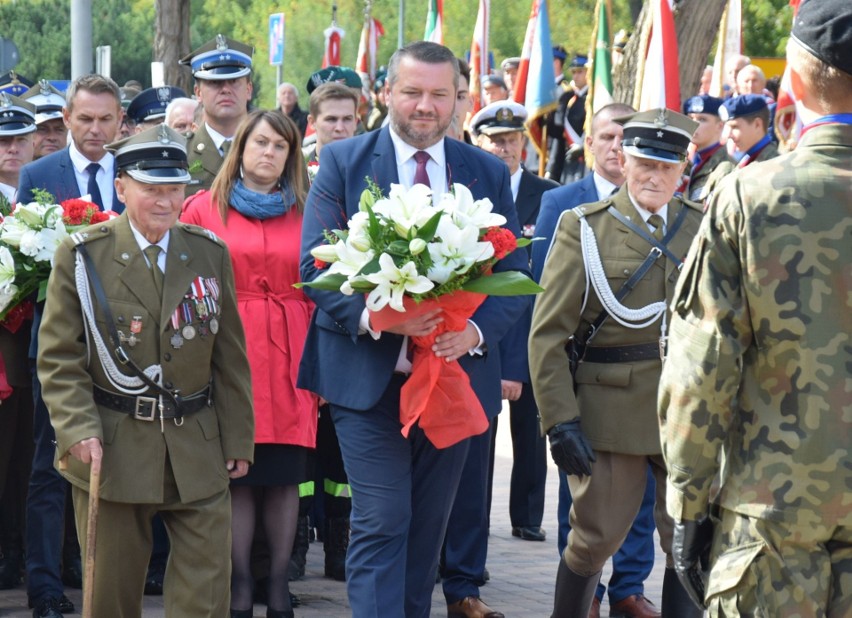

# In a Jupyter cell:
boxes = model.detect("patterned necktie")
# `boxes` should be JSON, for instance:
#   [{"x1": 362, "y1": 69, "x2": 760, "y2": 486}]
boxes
[
  {"x1": 221, "y1": 140, "x2": 232, "y2": 157},
  {"x1": 648, "y1": 214, "x2": 666, "y2": 243},
  {"x1": 413, "y1": 151, "x2": 431, "y2": 188},
  {"x1": 144, "y1": 245, "x2": 164, "y2": 297},
  {"x1": 86, "y1": 162, "x2": 103, "y2": 209}
]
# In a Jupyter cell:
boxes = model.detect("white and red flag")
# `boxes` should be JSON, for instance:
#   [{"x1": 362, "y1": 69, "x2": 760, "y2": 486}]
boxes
[
  {"x1": 468, "y1": 0, "x2": 490, "y2": 113},
  {"x1": 356, "y1": 16, "x2": 385, "y2": 84},
  {"x1": 636, "y1": 0, "x2": 680, "y2": 112},
  {"x1": 709, "y1": 0, "x2": 742, "y2": 97},
  {"x1": 322, "y1": 16, "x2": 345, "y2": 69}
]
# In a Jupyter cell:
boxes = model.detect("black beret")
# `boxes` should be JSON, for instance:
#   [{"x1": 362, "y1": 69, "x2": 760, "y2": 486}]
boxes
[{"x1": 791, "y1": 0, "x2": 852, "y2": 76}]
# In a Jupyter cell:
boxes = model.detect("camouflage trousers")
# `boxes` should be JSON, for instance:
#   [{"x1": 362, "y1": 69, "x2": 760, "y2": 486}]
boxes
[{"x1": 706, "y1": 508, "x2": 852, "y2": 617}]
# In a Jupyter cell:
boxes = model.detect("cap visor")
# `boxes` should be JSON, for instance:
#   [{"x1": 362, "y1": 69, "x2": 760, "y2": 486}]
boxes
[
  {"x1": 126, "y1": 168, "x2": 191, "y2": 185},
  {"x1": 194, "y1": 67, "x2": 251, "y2": 81},
  {"x1": 622, "y1": 145, "x2": 684, "y2": 163}
]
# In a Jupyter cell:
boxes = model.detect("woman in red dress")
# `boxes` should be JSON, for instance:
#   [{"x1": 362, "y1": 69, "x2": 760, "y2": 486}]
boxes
[{"x1": 183, "y1": 110, "x2": 316, "y2": 618}]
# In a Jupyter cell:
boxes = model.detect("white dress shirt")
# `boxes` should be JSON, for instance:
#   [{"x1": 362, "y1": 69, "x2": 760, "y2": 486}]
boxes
[{"x1": 68, "y1": 141, "x2": 115, "y2": 208}]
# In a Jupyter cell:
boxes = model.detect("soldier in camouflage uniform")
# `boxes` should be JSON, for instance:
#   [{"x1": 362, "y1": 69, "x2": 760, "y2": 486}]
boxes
[
  {"x1": 659, "y1": 1, "x2": 852, "y2": 615},
  {"x1": 530, "y1": 108, "x2": 704, "y2": 618}
]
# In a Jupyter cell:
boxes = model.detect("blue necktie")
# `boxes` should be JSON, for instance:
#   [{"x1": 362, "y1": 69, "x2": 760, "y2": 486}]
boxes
[{"x1": 86, "y1": 162, "x2": 104, "y2": 209}]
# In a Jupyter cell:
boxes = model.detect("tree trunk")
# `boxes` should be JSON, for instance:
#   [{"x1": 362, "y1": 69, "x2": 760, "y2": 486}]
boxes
[
  {"x1": 154, "y1": 0, "x2": 191, "y2": 92},
  {"x1": 613, "y1": 0, "x2": 728, "y2": 108}
]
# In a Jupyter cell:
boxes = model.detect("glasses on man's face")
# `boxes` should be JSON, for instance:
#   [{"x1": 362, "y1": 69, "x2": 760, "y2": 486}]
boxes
[{"x1": 121, "y1": 117, "x2": 137, "y2": 130}]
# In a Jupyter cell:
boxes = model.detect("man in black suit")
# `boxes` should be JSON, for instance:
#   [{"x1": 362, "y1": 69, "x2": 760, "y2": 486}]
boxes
[{"x1": 298, "y1": 42, "x2": 530, "y2": 618}]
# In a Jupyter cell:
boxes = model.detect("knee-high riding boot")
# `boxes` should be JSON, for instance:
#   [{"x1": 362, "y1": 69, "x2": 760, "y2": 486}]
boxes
[
  {"x1": 551, "y1": 560, "x2": 601, "y2": 618},
  {"x1": 661, "y1": 567, "x2": 705, "y2": 617}
]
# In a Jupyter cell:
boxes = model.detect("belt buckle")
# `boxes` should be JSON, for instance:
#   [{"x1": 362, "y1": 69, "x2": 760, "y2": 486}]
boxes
[
  {"x1": 658, "y1": 336, "x2": 668, "y2": 361},
  {"x1": 134, "y1": 396, "x2": 158, "y2": 421}
]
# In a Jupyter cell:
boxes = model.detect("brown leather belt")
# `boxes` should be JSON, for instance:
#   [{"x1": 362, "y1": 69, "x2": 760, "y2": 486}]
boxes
[
  {"x1": 93, "y1": 384, "x2": 211, "y2": 421},
  {"x1": 582, "y1": 342, "x2": 660, "y2": 363}
]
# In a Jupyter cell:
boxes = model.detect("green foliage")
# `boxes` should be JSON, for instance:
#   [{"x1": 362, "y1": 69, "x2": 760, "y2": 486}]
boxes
[{"x1": 0, "y1": 0, "x2": 793, "y2": 108}]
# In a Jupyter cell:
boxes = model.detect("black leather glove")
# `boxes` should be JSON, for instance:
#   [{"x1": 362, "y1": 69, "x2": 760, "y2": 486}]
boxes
[
  {"x1": 547, "y1": 419, "x2": 596, "y2": 477},
  {"x1": 672, "y1": 517, "x2": 714, "y2": 610}
]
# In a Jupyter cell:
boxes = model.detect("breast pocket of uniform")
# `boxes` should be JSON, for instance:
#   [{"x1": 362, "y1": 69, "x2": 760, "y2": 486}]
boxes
[{"x1": 94, "y1": 299, "x2": 155, "y2": 357}]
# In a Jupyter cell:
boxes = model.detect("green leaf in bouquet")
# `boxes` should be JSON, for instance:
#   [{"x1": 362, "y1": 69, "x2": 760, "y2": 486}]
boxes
[
  {"x1": 294, "y1": 273, "x2": 349, "y2": 291},
  {"x1": 37, "y1": 278, "x2": 49, "y2": 302},
  {"x1": 516, "y1": 238, "x2": 535, "y2": 248},
  {"x1": 461, "y1": 271, "x2": 544, "y2": 296},
  {"x1": 415, "y1": 210, "x2": 443, "y2": 243},
  {"x1": 357, "y1": 253, "x2": 382, "y2": 276},
  {"x1": 386, "y1": 240, "x2": 411, "y2": 257}
]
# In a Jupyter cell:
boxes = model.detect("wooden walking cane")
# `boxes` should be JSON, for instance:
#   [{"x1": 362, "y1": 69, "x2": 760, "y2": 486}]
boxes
[{"x1": 82, "y1": 456, "x2": 101, "y2": 618}]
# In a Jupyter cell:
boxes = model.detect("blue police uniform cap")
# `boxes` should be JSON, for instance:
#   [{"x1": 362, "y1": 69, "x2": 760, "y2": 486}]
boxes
[
  {"x1": 719, "y1": 94, "x2": 767, "y2": 121},
  {"x1": 126, "y1": 86, "x2": 187, "y2": 124},
  {"x1": 470, "y1": 101, "x2": 528, "y2": 137},
  {"x1": 482, "y1": 74, "x2": 507, "y2": 90},
  {"x1": 0, "y1": 72, "x2": 33, "y2": 97},
  {"x1": 615, "y1": 108, "x2": 698, "y2": 163},
  {"x1": 569, "y1": 55, "x2": 589, "y2": 70},
  {"x1": 21, "y1": 80, "x2": 66, "y2": 124},
  {"x1": 179, "y1": 34, "x2": 253, "y2": 81},
  {"x1": 105, "y1": 124, "x2": 191, "y2": 185},
  {"x1": 683, "y1": 94, "x2": 723, "y2": 117},
  {"x1": 0, "y1": 93, "x2": 36, "y2": 136},
  {"x1": 306, "y1": 66, "x2": 362, "y2": 94}
]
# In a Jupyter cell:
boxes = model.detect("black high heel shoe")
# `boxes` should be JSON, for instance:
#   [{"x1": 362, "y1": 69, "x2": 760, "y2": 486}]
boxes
[{"x1": 266, "y1": 609, "x2": 294, "y2": 618}]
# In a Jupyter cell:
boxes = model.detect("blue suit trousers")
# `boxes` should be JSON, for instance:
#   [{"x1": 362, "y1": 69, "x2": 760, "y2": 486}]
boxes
[{"x1": 331, "y1": 376, "x2": 469, "y2": 618}]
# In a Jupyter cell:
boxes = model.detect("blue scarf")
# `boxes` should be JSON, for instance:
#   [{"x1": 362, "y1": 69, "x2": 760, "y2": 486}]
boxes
[{"x1": 229, "y1": 178, "x2": 295, "y2": 220}]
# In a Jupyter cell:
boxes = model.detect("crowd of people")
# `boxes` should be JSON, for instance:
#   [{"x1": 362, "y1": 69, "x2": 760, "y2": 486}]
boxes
[{"x1": 0, "y1": 0, "x2": 849, "y2": 616}]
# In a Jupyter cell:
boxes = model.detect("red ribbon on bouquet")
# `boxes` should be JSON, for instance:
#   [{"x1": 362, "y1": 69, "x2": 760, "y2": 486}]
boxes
[{"x1": 369, "y1": 291, "x2": 489, "y2": 449}]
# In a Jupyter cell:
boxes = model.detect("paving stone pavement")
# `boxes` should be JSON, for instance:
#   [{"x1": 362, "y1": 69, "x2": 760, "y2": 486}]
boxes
[{"x1": 0, "y1": 409, "x2": 666, "y2": 617}]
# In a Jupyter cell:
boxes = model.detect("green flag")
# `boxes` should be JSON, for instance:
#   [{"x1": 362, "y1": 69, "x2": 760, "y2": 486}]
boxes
[{"x1": 590, "y1": 0, "x2": 613, "y2": 113}]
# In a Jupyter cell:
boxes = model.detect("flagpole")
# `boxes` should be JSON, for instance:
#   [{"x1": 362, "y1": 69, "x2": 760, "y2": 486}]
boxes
[{"x1": 398, "y1": 0, "x2": 405, "y2": 49}]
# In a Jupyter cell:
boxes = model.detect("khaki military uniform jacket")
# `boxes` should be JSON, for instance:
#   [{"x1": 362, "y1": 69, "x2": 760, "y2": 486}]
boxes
[
  {"x1": 701, "y1": 140, "x2": 779, "y2": 203},
  {"x1": 687, "y1": 146, "x2": 735, "y2": 202},
  {"x1": 529, "y1": 186, "x2": 703, "y2": 455},
  {"x1": 186, "y1": 123, "x2": 225, "y2": 196},
  {"x1": 37, "y1": 214, "x2": 254, "y2": 504},
  {"x1": 659, "y1": 123, "x2": 852, "y2": 525}
]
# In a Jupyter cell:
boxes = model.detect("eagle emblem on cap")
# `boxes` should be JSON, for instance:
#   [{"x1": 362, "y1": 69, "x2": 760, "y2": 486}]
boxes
[
  {"x1": 653, "y1": 109, "x2": 669, "y2": 128},
  {"x1": 0, "y1": 93, "x2": 10, "y2": 109},
  {"x1": 157, "y1": 87, "x2": 171, "y2": 102},
  {"x1": 157, "y1": 124, "x2": 171, "y2": 144},
  {"x1": 38, "y1": 79, "x2": 51, "y2": 95},
  {"x1": 216, "y1": 34, "x2": 228, "y2": 51},
  {"x1": 496, "y1": 107, "x2": 513, "y2": 122}
]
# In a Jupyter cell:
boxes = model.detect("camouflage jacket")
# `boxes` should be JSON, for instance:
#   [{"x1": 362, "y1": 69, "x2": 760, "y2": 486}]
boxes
[{"x1": 659, "y1": 123, "x2": 852, "y2": 524}]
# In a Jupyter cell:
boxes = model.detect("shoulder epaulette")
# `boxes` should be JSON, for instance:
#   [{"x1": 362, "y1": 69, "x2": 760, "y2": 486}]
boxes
[
  {"x1": 571, "y1": 199, "x2": 610, "y2": 219},
  {"x1": 70, "y1": 224, "x2": 111, "y2": 246},
  {"x1": 178, "y1": 222, "x2": 222, "y2": 245}
]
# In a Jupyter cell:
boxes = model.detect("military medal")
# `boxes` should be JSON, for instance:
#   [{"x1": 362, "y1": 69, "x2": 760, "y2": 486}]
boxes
[
  {"x1": 209, "y1": 317, "x2": 219, "y2": 334},
  {"x1": 170, "y1": 332, "x2": 184, "y2": 348},
  {"x1": 130, "y1": 316, "x2": 143, "y2": 334},
  {"x1": 182, "y1": 324, "x2": 196, "y2": 340},
  {"x1": 169, "y1": 309, "x2": 183, "y2": 349}
]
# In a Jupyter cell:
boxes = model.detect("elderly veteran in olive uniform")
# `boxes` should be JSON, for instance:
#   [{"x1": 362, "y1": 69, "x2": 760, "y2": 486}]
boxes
[
  {"x1": 36, "y1": 125, "x2": 254, "y2": 617},
  {"x1": 529, "y1": 109, "x2": 705, "y2": 618},
  {"x1": 682, "y1": 94, "x2": 734, "y2": 202},
  {"x1": 659, "y1": 0, "x2": 852, "y2": 615},
  {"x1": 180, "y1": 35, "x2": 254, "y2": 195}
]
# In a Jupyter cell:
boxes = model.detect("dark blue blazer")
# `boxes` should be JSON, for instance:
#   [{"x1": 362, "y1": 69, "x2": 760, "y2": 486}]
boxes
[
  {"x1": 530, "y1": 172, "x2": 599, "y2": 283},
  {"x1": 499, "y1": 170, "x2": 558, "y2": 383},
  {"x1": 17, "y1": 148, "x2": 123, "y2": 213},
  {"x1": 298, "y1": 127, "x2": 531, "y2": 418}
]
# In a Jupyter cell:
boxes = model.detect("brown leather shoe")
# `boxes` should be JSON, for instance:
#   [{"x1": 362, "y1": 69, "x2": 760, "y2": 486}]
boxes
[
  {"x1": 588, "y1": 596, "x2": 601, "y2": 618},
  {"x1": 447, "y1": 596, "x2": 505, "y2": 618},
  {"x1": 609, "y1": 594, "x2": 661, "y2": 618}
]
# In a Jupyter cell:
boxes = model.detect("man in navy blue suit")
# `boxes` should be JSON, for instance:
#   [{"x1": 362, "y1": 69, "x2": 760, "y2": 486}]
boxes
[
  {"x1": 532, "y1": 102, "x2": 662, "y2": 618},
  {"x1": 298, "y1": 42, "x2": 530, "y2": 618},
  {"x1": 17, "y1": 73, "x2": 123, "y2": 618}
]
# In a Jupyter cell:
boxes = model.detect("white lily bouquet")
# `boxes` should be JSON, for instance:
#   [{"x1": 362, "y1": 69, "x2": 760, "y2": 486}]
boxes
[
  {"x1": 302, "y1": 180, "x2": 541, "y2": 309},
  {"x1": 300, "y1": 180, "x2": 541, "y2": 449}
]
